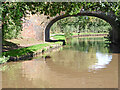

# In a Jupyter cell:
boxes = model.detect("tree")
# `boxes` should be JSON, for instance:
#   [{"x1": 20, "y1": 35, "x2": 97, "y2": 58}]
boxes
[
  {"x1": 51, "y1": 16, "x2": 111, "y2": 34},
  {"x1": 1, "y1": 2, "x2": 120, "y2": 39}
]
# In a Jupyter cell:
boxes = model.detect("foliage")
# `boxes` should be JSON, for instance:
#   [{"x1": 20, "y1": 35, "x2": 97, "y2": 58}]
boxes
[
  {"x1": 64, "y1": 32, "x2": 73, "y2": 39},
  {"x1": 51, "y1": 16, "x2": 111, "y2": 34},
  {"x1": 0, "y1": 56, "x2": 9, "y2": 64},
  {"x1": 1, "y1": 2, "x2": 120, "y2": 39},
  {"x1": 2, "y1": 2, "x2": 25, "y2": 39}
]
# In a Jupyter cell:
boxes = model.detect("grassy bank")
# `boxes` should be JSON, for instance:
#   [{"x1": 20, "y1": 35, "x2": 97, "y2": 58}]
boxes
[
  {"x1": 1, "y1": 41, "x2": 63, "y2": 64},
  {"x1": 3, "y1": 42, "x2": 62, "y2": 57},
  {"x1": 51, "y1": 33, "x2": 107, "y2": 40},
  {"x1": 51, "y1": 35, "x2": 65, "y2": 40}
]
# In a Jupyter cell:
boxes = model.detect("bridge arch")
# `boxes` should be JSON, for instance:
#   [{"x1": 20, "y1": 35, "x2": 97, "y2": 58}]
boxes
[{"x1": 45, "y1": 11, "x2": 120, "y2": 43}]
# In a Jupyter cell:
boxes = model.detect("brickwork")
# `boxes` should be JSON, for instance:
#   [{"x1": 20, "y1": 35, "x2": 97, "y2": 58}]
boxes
[
  {"x1": 21, "y1": 20, "x2": 35, "y2": 39},
  {"x1": 21, "y1": 13, "x2": 50, "y2": 41}
]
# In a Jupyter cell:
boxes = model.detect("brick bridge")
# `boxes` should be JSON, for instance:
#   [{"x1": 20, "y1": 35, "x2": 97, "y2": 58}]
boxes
[{"x1": 22, "y1": 11, "x2": 120, "y2": 44}]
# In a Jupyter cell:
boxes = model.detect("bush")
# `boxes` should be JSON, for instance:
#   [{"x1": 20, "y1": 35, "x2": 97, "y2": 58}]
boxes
[
  {"x1": 0, "y1": 56, "x2": 10, "y2": 64},
  {"x1": 64, "y1": 32, "x2": 73, "y2": 39}
]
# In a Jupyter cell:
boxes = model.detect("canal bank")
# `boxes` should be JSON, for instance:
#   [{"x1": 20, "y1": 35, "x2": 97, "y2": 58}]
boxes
[{"x1": 2, "y1": 41, "x2": 63, "y2": 64}]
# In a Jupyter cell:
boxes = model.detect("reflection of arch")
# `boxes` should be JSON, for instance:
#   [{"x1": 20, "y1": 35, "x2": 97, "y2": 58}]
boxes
[{"x1": 45, "y1": 11, "x2": 119, "y2": 42}]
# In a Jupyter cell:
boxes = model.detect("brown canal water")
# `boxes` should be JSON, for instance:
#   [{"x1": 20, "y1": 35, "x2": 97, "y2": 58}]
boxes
[{"x1": 1, "y1": 38, "x2": 118, "y2": 88}]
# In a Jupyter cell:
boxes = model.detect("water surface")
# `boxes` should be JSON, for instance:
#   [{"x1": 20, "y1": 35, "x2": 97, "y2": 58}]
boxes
[{"x1": 1, "y1": 38, "x2": 118, "y2": 88}]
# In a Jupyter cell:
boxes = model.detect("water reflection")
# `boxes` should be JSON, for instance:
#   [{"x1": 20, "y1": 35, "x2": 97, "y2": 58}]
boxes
[
  {"x1": 1, "y1": 37, "x2": 118, "y2": 88},
  {"x1": 89, "y1": 52, "x2": 112, "y2": 70},
  {"x1": 48, "y1": 37, "x2": 113, "y2": 71},
  {"x1": 69, "y1": 37, "x2": 110, "y2": 53}
]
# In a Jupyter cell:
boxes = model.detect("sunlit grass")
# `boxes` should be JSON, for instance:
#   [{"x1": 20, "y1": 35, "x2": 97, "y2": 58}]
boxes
[
  {"x1": 3, "y1": 42, "x2": 62, "y2": 57},
  {"x1": 51, "y1": 35, "x2": 65, "y2": 40}
]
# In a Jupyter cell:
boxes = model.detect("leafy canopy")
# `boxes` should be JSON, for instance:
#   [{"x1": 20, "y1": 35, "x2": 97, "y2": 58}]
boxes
[{"x1": 1, "y1": 2, "x2": 120, "y2": 39}]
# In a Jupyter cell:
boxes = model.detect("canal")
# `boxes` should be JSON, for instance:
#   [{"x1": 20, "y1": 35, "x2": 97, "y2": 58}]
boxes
[{"x1": 1, "y1": 37, "x2": 118, "y2": 88}]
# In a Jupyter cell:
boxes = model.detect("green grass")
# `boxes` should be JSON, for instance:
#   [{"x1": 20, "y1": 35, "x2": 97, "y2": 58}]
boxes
[
  {"x1": 51, "y1": 35, "x2": 65, "y2": 40},
  {"x1": 3, "y1": 42, "x2": 62, "y2": 57}
]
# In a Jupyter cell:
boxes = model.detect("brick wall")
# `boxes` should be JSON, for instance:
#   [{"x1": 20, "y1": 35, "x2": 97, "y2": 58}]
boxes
[
  {"x1": 21, "y1": 19, "x2": 35, "y2": 39},
  {"x1": 21, "y1": 13, "x2": 50, "y2": 41}
]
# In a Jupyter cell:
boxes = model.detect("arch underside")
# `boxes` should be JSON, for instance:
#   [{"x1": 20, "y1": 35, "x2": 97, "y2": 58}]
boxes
[{"x1": 45, "y1": 11, "x2": 119, "y2": 42}]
